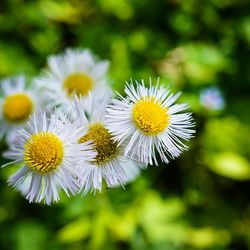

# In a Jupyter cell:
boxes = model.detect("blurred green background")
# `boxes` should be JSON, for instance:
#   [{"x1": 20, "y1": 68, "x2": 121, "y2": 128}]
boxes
[{"x1": 0, "y1": 0, "x2": 250, "y2": 249}]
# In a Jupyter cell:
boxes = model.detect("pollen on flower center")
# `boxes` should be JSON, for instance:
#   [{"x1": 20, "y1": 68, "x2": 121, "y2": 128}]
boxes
[
  {"x1": 63, "y1": 72, "x2": 94, "y2": 97},
  {"x1": 132, "y1": 97, "x2": 170, "y2": 136},
  {"x1": 79, "y1": 123, "x2": 118, "y2": 165},
  {"x1": 24, "y1": 132, "x2": 64, "y2": 174},
  {"x1": 3, "y1": 93, "x2": 33, "y2": 123}
]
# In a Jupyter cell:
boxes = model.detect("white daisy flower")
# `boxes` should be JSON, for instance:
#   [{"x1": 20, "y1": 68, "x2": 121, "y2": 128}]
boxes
[
  {"x1": 35, "y1": 48, "x2": 110, "y2": 116},
  {"x1": 71, "y1": 93, "x2": 143, "y2": 194},
  {"x1": 105, "y1": 79, "x2": 195, "y2": 165},
  {"x1": 0, "y1": 76, "x2": 40, "y2": 143},
  {"x1": 2, "y1": 111, "x2": 96, "y2": 205}
]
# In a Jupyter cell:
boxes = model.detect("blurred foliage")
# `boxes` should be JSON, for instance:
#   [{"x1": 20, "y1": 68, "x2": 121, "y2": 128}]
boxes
[{"x1": 0, "y1": 0, "x2": 250, "y2": 249}]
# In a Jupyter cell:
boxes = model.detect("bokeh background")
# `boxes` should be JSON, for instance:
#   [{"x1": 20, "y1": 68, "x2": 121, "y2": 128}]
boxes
[{"x1": 0, "y1": 0, "x2": 250, "y2": 249}]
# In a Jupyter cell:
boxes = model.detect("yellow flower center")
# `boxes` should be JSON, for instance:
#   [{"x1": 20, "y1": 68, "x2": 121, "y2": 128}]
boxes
[
  {"x1": 63, "y1": 72, "x2": 94, "y2": 97},
  {"x1": 132, "y1": 97, "x2": 170, "y2": 136},
  {"x1": 3, "y1": 93, "x2": 33, "y2": 123},
  {"x1": 24, "y1": 132, "x2": 64, "y2": 174},
  {"x1": 79, "y1": 123, "x2": 118, "y2": 165}
]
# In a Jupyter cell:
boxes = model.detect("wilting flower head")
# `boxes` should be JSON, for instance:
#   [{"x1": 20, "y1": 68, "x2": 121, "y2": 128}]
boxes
[
  {"x1": 0, "y1": 76, "x2": 40, "y2": 143},
  {"x1": 105, "y1": 79, "x2": 195, "y2": 165},
  {"x1": 35, "y1": 48, "x2": 110, "y2": 116},
  {"x1": 71, "y1": 93, "x2": 143, "y2": 194},
  {"x1": 2, "y1": 111, "x2": 96, "y2": 204},
  {"x1": 200, "y1": 86, "x2": 225, "y2": 111}
]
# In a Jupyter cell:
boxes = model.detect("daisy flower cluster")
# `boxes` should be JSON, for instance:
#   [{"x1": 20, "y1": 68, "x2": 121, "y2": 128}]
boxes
[{"x1": 0, "y1": 48, "x2": 195, "y2": 205}]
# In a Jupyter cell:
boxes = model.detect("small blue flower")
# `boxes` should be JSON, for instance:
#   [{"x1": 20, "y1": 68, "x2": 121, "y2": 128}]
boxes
[{"x1": 200, "y1": 87, "x2": 225, "y2": 111}]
